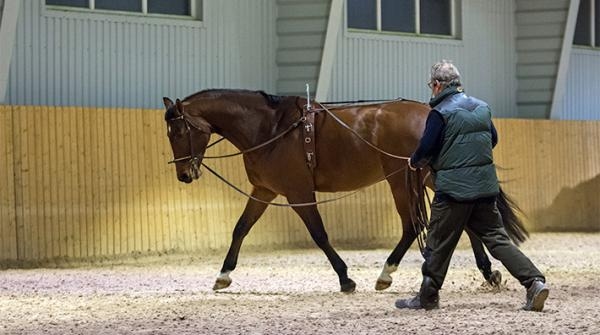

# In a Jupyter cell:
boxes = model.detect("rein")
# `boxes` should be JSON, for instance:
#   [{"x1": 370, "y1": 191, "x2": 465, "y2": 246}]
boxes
[
  {"x1": 203, "y1": 118, "x2": 304, "y2": 159},
  {"x1": 316, "y1": 103, "x2": 411, "y2": 160},
  {"x1": 200, "y1": 161, "x2": 408, "y2": 207},
  {"x1": 406, "y1": 169, "x2": 431, "y2": 256},
  {"x1": 168, "y1": 114, "x2": 304, "y2": 163}
]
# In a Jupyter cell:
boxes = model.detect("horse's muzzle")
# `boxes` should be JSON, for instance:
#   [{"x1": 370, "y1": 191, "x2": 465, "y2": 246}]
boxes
[
  {"x1": 178, "y1": 173, "x2": 193, "y2": 183},
  {"x1": 178, "y1": 160, "x2": 202, "y2": 183}
]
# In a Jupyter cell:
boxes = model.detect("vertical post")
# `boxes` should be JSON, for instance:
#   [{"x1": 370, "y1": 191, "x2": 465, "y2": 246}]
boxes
[
  {"x1": 550, "y1": 0, "x2": 580, "y2": 119},
  {"x1": 305, "y1": 83, "x2": 311, "y2": 110},
  {"x1": 316, "y1": 0, "x2": 343, "y2": 101},
  {"x1": 415, "y1": 0, "x2": 420, "y2": 34}
]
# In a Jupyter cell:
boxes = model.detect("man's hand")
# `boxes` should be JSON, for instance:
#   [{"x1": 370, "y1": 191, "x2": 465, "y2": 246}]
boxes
[{"x1": 408, "y1": 158, "x2": 417, "y2": 171}]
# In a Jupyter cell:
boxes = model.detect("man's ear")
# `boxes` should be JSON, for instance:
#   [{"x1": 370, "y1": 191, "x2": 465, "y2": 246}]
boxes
[{"x1": 163, "y1": 97, "x2": 175, "y2": 109}]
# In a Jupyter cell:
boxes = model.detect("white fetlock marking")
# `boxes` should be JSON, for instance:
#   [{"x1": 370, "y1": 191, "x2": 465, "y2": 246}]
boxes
[
  {"x1": 217, "y1": 271, "x2": 231, "y2": 281},
  {"x1": 378, "y1": 263, "x2": 398, "y2": 282}
]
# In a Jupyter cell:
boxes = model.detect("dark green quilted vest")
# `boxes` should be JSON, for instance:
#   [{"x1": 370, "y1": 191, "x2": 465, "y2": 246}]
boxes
[{"x1": 431, "y1": 93, "x2": 499, "y2": 201}]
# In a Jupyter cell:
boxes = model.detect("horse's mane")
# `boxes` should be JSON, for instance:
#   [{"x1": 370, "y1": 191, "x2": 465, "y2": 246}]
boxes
[{"x1": 183, "y1": 89, "x2": 286, "y2": 109}]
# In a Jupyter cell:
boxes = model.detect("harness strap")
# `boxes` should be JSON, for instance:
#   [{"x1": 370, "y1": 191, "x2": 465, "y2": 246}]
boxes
[
  {"x1": 202, "y1": 117, "x2": 303, "y2": 159},
  {"x1": 302, "y1": 106, "x2": 317, "y2": 171},
  {"x1": 200, "y1": 161, "x2": 408, "y2": 207}
]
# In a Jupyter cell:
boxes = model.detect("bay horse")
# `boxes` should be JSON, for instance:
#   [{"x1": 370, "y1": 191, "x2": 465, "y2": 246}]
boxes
[{"x1": 162, "y1": 89, "x2": 527, "y2": 292}]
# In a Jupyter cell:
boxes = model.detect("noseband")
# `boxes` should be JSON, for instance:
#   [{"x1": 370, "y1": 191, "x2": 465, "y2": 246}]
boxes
[{"x1": 166, "y1": 114, "x2": 205, "y2": 165}]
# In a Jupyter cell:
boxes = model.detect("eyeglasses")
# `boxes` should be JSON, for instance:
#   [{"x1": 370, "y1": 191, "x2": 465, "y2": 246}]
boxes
[{"x1": 427, "y1": 80, "x2": 441, "y2": 89}]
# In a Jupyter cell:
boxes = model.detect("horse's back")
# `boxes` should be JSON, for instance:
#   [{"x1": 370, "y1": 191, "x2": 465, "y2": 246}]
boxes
[{"x1": 312, "y1": 100, "x2": 430, "y2": 192}]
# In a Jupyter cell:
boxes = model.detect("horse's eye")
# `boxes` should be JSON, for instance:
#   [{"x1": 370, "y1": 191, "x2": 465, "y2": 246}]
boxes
[{"x1": 167, "y1": 125, "x2": 172, "y2": 135}]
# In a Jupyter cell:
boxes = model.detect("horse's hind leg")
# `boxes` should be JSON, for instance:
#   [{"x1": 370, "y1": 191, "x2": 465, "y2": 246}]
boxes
[
  {"x1": 466, "y1": 229, "x2": 502, "y2": 286},
  {"x1": 288, "y1": 194, "x2": 356, "y2": 293},
  {"x1": 213, "y1": 187, "x2": 276, "y2": 291}
]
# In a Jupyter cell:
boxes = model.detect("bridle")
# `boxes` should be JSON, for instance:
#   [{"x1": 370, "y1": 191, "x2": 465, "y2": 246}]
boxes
[
  {"x1": 167, "y1": 113, "x2": 305, "y2": 163},
  {"x1": 166, "y1": 114, "x2": 202, "y2": 166}
]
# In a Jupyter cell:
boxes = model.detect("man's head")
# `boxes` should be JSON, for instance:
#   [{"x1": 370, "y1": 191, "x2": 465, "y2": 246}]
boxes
[{"x1": 427, "y1": 60, "x2": 462, "y2": 96}]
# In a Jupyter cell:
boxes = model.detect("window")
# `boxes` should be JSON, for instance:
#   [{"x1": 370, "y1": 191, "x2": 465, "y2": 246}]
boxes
[
  {"x1": 574, "y1": 0, "x2": 600, "y2": 47},
  {"x1": 347, "y1": 0, "x2": 457, "y2": 37},
  {"x1": 46, "y1": 0, "x2": 201, "y2": 18}
]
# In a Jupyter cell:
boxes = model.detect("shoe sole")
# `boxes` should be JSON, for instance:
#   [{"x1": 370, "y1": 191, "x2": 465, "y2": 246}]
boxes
[{"x1": 531, "y1": 288, "x2": 549, "y2": 312}]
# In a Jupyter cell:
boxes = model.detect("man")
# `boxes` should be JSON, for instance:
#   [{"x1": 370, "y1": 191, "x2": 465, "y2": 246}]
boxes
[{"x1": 395, "y1": 60, "x2": 549, "y2": 312}]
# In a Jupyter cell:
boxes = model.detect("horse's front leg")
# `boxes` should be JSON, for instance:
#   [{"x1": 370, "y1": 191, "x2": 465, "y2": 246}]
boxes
[
  {"x1": 288, "y1": 194, "x2": 356, "y2": 293},
  {"x1": 466, "y1": 228, "x2": 502, "y2": 287},
  {"x1": 213, "y1": 187, "x2": 276, "y2": 290}
]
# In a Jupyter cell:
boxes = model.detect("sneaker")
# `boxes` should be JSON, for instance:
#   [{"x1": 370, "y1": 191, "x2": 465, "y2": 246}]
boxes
[{"x1": 523, "y1": 279, "x2": 549, "y2": 312}]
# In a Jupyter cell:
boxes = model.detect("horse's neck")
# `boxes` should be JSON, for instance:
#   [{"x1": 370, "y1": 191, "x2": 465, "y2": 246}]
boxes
[{"x1": 198, "y1": 100, "x2": 272, "y2": 151}]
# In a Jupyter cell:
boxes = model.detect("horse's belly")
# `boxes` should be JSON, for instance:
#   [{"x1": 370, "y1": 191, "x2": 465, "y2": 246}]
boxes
[{"x1": 314, "y1": 160, "x2": 385, "y2": 192}]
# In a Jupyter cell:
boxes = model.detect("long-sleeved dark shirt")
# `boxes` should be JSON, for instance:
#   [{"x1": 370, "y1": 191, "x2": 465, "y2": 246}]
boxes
[{"x1": 410, "y1": 109, "x2": 498, "y2": 169}]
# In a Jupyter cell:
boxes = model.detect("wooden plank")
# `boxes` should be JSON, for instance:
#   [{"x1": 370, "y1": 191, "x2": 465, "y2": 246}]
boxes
[
  {"x1": 279, "y1": 64, "x2": 321, "y2": 80},
  {"x1": 0, "y1": 106, "x2": 17, "y2": 260},
  {"x1": 30, "y1": 107, "x2": 43, "y2": 260},
  {"x1": 516, "y1": 11, "x2": 567, "y2": 25},
  {"x1": 66, "y1": 107, "x2": 78, "y2": 258},
  {"x1": 516, "y1": 0, "x2": 569, "y2": 11},
  {"x1": 517, "y1": 51, "x2": 560, "y2": 64},
  {"x1": 112, "y1": 107, "x2": 123, "y2": 253},
  {"x1": 516, "y1": 103, "x2": 550, "y2": 119},
  {"x1": 517, "y1": 24, "x2": 564, "y2": 38},
  {"x1": 277, "y1": 79, "x2": 318, "y2": 95},
  {"x1": 42, "y1": 106, "x2": 54, "y2": 259},
  {"x1": 278, "y1": 2, "x2": 329, "y2": 19},
  {"x1": 85, "y1": 108, "x2": 95, "y2": 258},
  {"x1": 516, "y1": 37, "x2": 562, "y2": 51},
  {"x1": 516, "y1": 63, "x2": 559, "y2": 77},
  {"x1": 518, "y1": 78, "x2": 555, "y2": 91},
  {"x1": 82, "y1": 107, "x2": 92, "y2": 258},
  {"x1": 277, "y1": 49, "x2": 323, "y2": 64},
  {"x1": 12, "y1": 107, "x2": 26, "y2": 260},
  {"x1": 517, "y1": 90, "x2": 554, "y2": 104},
  {"x1": 277, "y1": 18, "x2": 328, "y2": 34},
  {"x1": 278, "y1": 34, "x2": 326, "y2": 49}
]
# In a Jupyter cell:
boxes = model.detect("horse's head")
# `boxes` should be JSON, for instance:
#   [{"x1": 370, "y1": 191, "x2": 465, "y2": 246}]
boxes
[{"x1": 163, "y1": 97, "x2": 212, "y2": 183}]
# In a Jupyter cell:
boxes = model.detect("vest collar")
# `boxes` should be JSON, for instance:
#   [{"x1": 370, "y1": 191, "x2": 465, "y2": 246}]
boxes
[{"x1": 429, "y1": 84, "x2": 464, "y2": 108}]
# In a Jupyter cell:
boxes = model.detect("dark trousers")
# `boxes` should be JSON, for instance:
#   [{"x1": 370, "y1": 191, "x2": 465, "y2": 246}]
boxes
[{"x1": 422, "y1": 199, "x2": 545, "y2": 290}]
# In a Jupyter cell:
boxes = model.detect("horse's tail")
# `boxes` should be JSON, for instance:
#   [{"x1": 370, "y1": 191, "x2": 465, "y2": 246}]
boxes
[{"x1": 497, "y1": 186, "x2": 529, "y2": 245}]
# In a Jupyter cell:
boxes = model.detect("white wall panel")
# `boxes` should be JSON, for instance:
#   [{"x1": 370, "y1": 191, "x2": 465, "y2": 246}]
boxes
[
  {"x1": 6, "y1": 0, "x2": 277, "y2": 109},
  {"x1": 327, "y1": 0, "x2": 518, "y2": 117},
  {"x1": 558, "y1": 48, "x2": 600, "y2": 120}
]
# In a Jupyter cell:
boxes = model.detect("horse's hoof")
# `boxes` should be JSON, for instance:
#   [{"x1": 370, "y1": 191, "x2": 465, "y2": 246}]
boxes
[
  {"x1": 212, "y1": 276, "x2": 232, "y2": 291},
  {"x1": 341, "y1": 279, "x2": 356, "y2": 293},
  {"x1": 488, "y1": 270, "x2": 502, "y2": 287},
  {"x1": 375, "y1": 279, "x2": 392, "y2": 291}
]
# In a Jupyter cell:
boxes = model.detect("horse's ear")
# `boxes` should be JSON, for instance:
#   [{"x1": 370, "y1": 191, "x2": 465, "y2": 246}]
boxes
[
  {"x1": 176, "y1": 98, "x2": 184, "y2": 113},
  {"x1": 163, "y1": 97, "x2": 174, "y2": 109}
]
